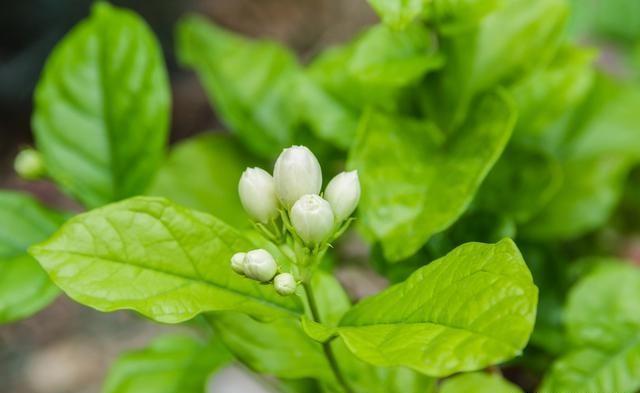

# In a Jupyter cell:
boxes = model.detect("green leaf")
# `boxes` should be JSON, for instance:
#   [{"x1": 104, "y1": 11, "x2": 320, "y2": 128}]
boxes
[
  {"x1": 541, "y1": 264, "x2": 640, "y2": 393},
  {"x1": 0, "y1": 192, "x2": 65, "y2": 323},
  {"x1": 522, "y1": 76, "x2": 640, "y2": 240},
  {"x1": 312, "y1": 272, "x2": 437, "y2": 393},
  {"x1": 440, "y1": 372, "x2": 523, "y2": 393},
  {"x1": 475, "y1": 145, "x2": 563, "y2": 223},
  {"x1": 294, "y1": 76, "x2": 360, "y2": 150},
  {"x1": 308, "y1": 23, "x2": 442, "y2": 115},
  {"x1": 367, "y1": 0, "x2": 426, "y2": 29},
  {"x1": 522, "y1": 156, "x2": 630, "y2": 239},
  {"x1": 207, "y1": 312, "x2": 332, "y2": 381},
  {"x1": 424, "y1": 0, "x2": 567, "y2": 128},
  {"x1": 32, "y1": 3, "x2": 170, "y2": 208},
  {"x1": 30, "y1": 197, "x2": 303, "y2": 323},
  {"x1": 176, "y1": 15, "x2": 299, "y2": 158},
  {"x1": 206, "y1": 272, "x2": 343, "y2": 380},
  {"x1": 337, "y1": 239, "x2": 537, "y2": 377},
  {"x1": 147, "y1": 133, "x2": 255, "y2": 229},
  {"x1": 510, "y1": 45, "x2": 596, "y2": 136},
  {"x1": 568, "y1": 0, "x2": 640, "y2": 43},
  {"x1": 301, "y1": 315, "x2": 338, "y2": 343},
  {"x1": 367, "y1": 0, "x2": 500, "y2": 31},
  {"x1": 428, "y1": 0, "x2": 501, "y2": 34},
  {"x1": 209, "y1": 272, "x2": 434, "y2": 393},
  {"x1": 347, "y1": 24, "x2": 443, "y2": 87},
  {"x1": 349, "y1": 91, "x2": 515, "y2": 261},
  {"x1": 103, "y1": 335, "x2": 231, "y2": 393}
]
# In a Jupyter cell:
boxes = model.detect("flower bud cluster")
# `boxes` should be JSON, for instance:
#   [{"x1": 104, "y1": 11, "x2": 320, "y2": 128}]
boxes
[
  {"x1": 264, "y1": 146, "x2": 360, "y2": 242},
  {"x1": 234, "y1": 145, "x2": 360, "y2": 294},
  {"x1": 230, "y1": 249, "x2": 298, "y2": 296}
]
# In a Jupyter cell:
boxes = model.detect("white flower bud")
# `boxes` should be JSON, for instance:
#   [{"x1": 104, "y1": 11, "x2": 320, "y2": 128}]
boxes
[
  {"x1": 324, "y1": 170, "x2": 361, "y2": 222},
  {"x1": 14, "y1": 148, "x2": 45, "y2": 180},
  {"x1": 273, "y1": 146, "x2": 322, "y2": 207},
  {"x1": 230, "y1": 252, "x2": 246, "y2": 275},
  {"x1": 244, "y1": 249, "x2": 278, "y2": 282},
  {"x1": 290, "y1": 194, "x2": 334, "y2": 245},
  {"x1": 238, "y1": 167, "x2": 279, "y2": 223},
  {"x1": 273, "y1": 273, "x2": 297, "y2": 296}
]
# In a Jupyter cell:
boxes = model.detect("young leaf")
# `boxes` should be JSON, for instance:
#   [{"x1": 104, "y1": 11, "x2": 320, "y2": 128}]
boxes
[
  {"x1": 0, "y1": 192, "x2": 65, "y2": 323},
  {"x1": 349, "y1": 91, "x2": 515, "y2": 261},
  {"x1": 440, "y1": 372, "x2": 523, "y2": 393},
  {"x1": 347, "y1": 24, "x2": 443, "y2": 87},
  {"x1": 102, "y1": 335, "x2": 231, "y2": 393},
  {"x1": 367, "y1": 0, "x2": 499, "y2": 31},
  {"x1": 30, "y1": 197, "x2": 303, "y2": 323},
  {"x1": 367, "y1": 0, "x2": 425, "y2": 29},
  {"x1": 147, "y1": 133, "x2": 256, "y2": 229},
  {"x1": 337, "y1": 239, "x2": 538, "y2": 376},
  {"x1": 308, "y1": 23, "x2": 442, "y2": 115},
  {"x1": 541, "y1": 264, "x2": 640, "y2": 393},
  {"x1": 32, "y1": 3, "x2": 170, "y2": 208}
]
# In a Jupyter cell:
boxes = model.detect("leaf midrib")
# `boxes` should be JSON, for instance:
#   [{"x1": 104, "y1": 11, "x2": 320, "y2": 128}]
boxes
[
  {"x1": 339, "y1": 321, "x2": 521, "y2": 353},
  {"x1": 34, "y1": 247, "x2": 301, "y2": 316},
  {"x1": 571, "y1": 332, "x2": 640, "y2": 391}
]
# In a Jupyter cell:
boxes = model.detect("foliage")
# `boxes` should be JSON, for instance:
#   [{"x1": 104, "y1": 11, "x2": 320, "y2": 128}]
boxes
[{"x1": 2, "y1": 0, "x2": 640, "y2": 392}]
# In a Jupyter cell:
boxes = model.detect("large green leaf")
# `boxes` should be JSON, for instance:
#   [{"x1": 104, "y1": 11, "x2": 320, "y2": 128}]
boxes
[
  {"x1": 30, "y1": 197, "x2": 303, "y2": 323},
  {"x1": 440, "y1": 372, "x2": 523, "y2": 393},
  {"x1": 102, "y1": 335, "x2": 231, "y2": 393},
  {"x1": 337, "y1": 239, "x2": 537, "y2": 377},
  {"x1": 147, "y1": 133, "x2": 255, "y2": 229},
  {"x1": 541, "y1": 264, "x2": 640, "y2": 393},
  {"x1": 0, "y1": 192, "x2": 64, "y2": 323},
  {"x1": 349, "y1": 91, "x2": 515, "y2": 261},
  {"x1": 176, "y1": 15, "x2": 298, "y2": 157},
  {"x1": 32, "y1": 3, "x2": 170, "y2": 208},
  {"x1": 209, "y1": 271, "x2": 434, "y2": 393}
]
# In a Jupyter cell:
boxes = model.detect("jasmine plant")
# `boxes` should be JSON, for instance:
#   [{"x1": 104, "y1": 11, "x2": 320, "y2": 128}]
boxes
[{"x1": 1, "y1": 0, "x2": 640, "y2": 392}]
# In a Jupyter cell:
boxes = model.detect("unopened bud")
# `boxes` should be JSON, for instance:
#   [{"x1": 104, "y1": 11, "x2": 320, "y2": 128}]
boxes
[
  {"x1": 325, "y1": 170, "x2": 360, "y2": 222},
  {"x1": 273, "y1": 146, "x2": 322, "y2": 207},
  {"x1": 290, "y1": 194, "x2": 334, "y2": 245},
  {"x1": 273, "y1": 273, "x2": 297, "y2": 296},
  {"x1": 244, "y1": 249, "x2": 278, "y2": 282},
  {"x1": 14, "y1": 148, "x2": 45, "y2": 180},
  {"x1": 230, "y1": 252, "x2": 246, "y2": 275},
  {"x1": 239, "y1": 168, "x2": 279, "y2": 223}
]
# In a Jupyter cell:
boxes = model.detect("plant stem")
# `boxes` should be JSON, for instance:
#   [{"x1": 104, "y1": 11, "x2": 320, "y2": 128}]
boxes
[{"x1": 302, "y1": 282, "x2": 356, "y2": 393}]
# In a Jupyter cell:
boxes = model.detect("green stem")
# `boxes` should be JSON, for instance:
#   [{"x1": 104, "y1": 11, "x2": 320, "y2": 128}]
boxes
[{"x1": 303, "y1": 282, "x2": 356, "y2": 393}]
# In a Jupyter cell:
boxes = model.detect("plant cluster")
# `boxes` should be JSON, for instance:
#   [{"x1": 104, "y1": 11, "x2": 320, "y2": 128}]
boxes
[{"x1": 1, "y1": 0, "x2": 640, "y2": 392}]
